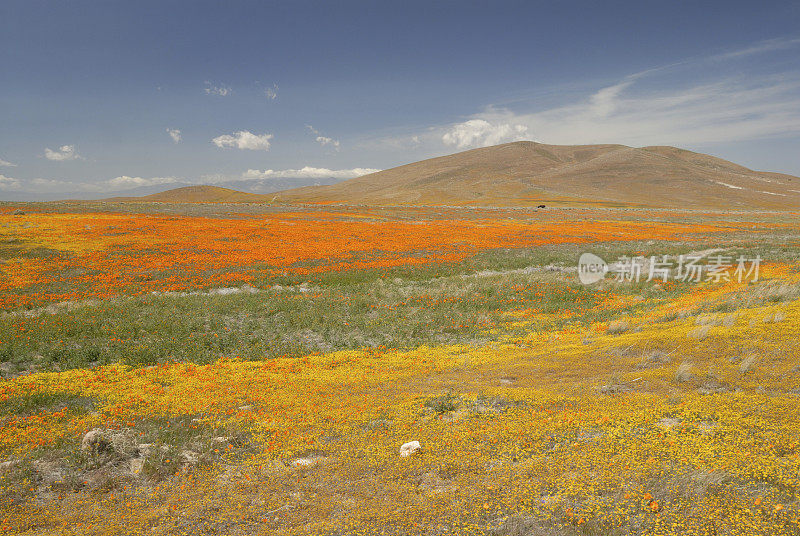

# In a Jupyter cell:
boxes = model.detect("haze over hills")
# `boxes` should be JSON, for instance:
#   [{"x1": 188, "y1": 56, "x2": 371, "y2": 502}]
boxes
[
  {"x1": 272, "y1": 142, "x2": 800, "y2": 209},
  {"x1": 100, "y1": 185, "x2": 276, "y2": 203},
  {"x1": 83, "y1": 142, "x2": 800, "y2": 209}
]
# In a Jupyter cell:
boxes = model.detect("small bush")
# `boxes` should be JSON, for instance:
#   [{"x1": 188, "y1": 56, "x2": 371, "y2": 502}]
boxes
[{"x1": 424, "y1": 391, "x2": 461, "y2": 414}]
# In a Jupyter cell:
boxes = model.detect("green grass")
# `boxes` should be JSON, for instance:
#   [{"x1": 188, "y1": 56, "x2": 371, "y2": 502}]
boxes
[
  {"x1": 2, "y1": 239, "x2": 797, "y2": 373},
  {"x1": 0, "y1": 390, "x2": 96, "y2": 418}
]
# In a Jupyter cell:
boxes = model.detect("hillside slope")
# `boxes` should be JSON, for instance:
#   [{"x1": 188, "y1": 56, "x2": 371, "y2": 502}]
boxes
[
  {"x1": 102, "y1": 185, "x2": 275, "y2": 203},
  {"x1": 272, "y1": 142, "x2": 800, "y2": 209}
]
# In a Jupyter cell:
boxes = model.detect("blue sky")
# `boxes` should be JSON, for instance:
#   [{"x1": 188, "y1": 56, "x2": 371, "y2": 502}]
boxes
[{"x1": 2, "y1": 0, "x2": 800, "y2": 198}]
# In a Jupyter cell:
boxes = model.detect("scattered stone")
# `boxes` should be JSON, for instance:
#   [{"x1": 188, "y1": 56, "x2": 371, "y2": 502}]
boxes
[
  {"x1": 81, "y1": 429, "x2": 113, "y2": 456},
  {"x1": 211, "y1": 436, "x2": 232, "y2": 445},
  {"x1": 0, "y1": 460, "x2": 19, "y2": 473},
  {"x1": 12, "y1": 209, "x2": 25, "y2": 216},
  {"x1": 129, "y1": 457, "x2": 145, "y2": 475},
  {"x1": 290, "y1": 456, "x2": 322, "y2": 467},
  {"x1": 179, "y1": 450, "x2": 200, "y2": 466},
  {"x1": 238, "y1": 405, "x2": 253, "y2": 412},
  {"x1": 33, "y1": 461, "x2": 67, "y2": 486},
  {"x1": 399, "y1": 440, "x2": 421, "y2": 457}
]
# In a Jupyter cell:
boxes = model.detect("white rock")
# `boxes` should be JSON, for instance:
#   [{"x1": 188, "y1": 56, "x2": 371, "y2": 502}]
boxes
[
  {"x1": 291, "y1": 457, "x2": 317, "y2": 467},
  {"x1": 180, "y1": 450, "x2": 200, "y2": 465},
  {"x1": 399, "y1": 440, "x2": 421, "y2": 457},
  {"x1": 130, "y1": 458, "x2": 145, "y2": 475},
  {"x1": 81, "y1": 429, "x2": 112, "y2": 455}
]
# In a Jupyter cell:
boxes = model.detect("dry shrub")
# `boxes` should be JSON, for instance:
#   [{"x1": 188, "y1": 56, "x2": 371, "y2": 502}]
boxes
[
  {"x1": 688, "y1": 326, "x2": 710, "y2": 340},
  {"x1": 739, "y1": 355, "x2": 757, "y2": 374},
  {"x1": 675, "y1": 362, "x2": 694, "y2": 383},
  {"x1": 607, "y1": 320, "x2": 630, "y2": 335}
]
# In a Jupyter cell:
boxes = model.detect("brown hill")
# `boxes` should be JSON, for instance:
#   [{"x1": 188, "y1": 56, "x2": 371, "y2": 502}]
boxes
[
  {"x1": 272, "y1": 142, "x2": 800, "y2": 209},
  {"x1": 103, "y1": 185, "x2": 275, "y2": 203}
]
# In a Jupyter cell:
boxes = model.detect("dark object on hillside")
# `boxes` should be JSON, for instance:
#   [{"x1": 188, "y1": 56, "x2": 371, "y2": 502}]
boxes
[
  {"x1": 12, "y1": 209, "x2": 25, "y2": 215},
  {"x1": 537, "y1": 204, "x2": 546, "y2": 209}
]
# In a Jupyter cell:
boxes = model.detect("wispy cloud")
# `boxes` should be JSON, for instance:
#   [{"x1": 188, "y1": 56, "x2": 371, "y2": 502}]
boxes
[
  {"x1": 470, "y1": 75, "x2": 800, "y2": 147},
  {"x1": 166, "y1": 128, "x2": 182, "y2": 143},
  {"x1": 316, "y1": 136, "x2": 340, "y2": 149},
  {"x1": 0, "y1": 174, "x2": 22, "y2": 190},
  {"x1": 0, "y1": 174, "x2": 183, "y2": 194},
  {"x1": 0, "y1": 158, "x2": 17, "y2": 167},
  {"x1": 204, "y1": 82, "x2": 232, "y2": 96},
  {"x1": 44, "y1": 145, "x2": 83, "y2": 161},
  {"x1": 306, "y1": 125, "x2": 340, "y2": 150},
  {"x1": 212, "y1": 130, "x2": 273, "y2": 151},
  {"x1": 242, "y1": 167, "x2": 379, "y2": 180},
  {"x1": 710, "y1": 36, "x2": 800, "y2": 61},
  {"x1": 264, "y1": 83, "x2": 278, "y2": 100},
  {"x1": 389, "y1": 38, "x2": 800, "y2": 151}
]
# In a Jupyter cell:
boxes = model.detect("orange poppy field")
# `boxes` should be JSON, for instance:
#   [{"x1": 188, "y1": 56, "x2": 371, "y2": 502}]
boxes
[{"x1": 1, "y1": 203, "x2": 800, "y2": 535}]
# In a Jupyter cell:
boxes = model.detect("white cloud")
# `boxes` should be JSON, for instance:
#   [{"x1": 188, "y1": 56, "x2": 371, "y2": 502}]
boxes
[
  {"x1": 306, "y1": 125, "x2": 340, "y2": 150},
  {"x1": 241, "y1": 167, "x2": 380, "y2": 180},
  {"x1": 0, "y1": 158, "x2": 17, "y2": 167},
  {"x1": 204, "y1": 82, "x2": 232, "y2": 96},
  {"x1": 264, "y1": 84, "x2": 278, "y2": 100},
  {"x1": 442, "y1": 119, "x2": 529, "y2": 149},
  {"x1": 44, "y1": 145, "x2": 82, "y2": 161},
  {"x1": 461, "y1": 75, "x2": 800, "y2": 147},
  {"x1": 105, "y1": 176, "x2": 181, "y2": 190},
  {"x1": 316, "y1": 136, "x2": 340, "y2": 149},
  {"x1": 588, "y1": 80, "x2": 635, "y2": 117},
  {"x1": 0, "y1": 174, "x2": 22, "y2": 190},
  {"x1": 212, "y1": 131, "x2": 273, "y2": 151},
  {"x1": 166, "y1": 128, "x2": 182, "y2": 143}
]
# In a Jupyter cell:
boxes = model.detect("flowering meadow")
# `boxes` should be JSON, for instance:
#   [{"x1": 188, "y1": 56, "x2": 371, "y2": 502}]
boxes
[{"x1": 1, "y1": 204, "x2": 800, "y2": 535}]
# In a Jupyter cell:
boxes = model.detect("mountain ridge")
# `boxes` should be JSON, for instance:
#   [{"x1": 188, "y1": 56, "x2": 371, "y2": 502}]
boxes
[
  {"x1": 270, "y1": 142, "x2": 800, "y2": 209},
  {"x1": 88, "y1": 142, "x2": 800, "y2": 209}
]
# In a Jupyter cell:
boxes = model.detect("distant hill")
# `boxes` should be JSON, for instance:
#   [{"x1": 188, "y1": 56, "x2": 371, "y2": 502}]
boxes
[
  {"x1": 270, "y1": 142, "x2": 800, "y2": 209},
  {"x1": 101, "y1": 185, "x2": 275, "y2": 203},
  {"x1": 85, "y1": 142, "x2": 800, "y2": 209}
]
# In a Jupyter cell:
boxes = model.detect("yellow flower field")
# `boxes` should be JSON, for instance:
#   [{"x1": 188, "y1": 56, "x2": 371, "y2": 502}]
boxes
[{"x1": 1, "y1": 205, "x2": 799, "y2": 535}]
